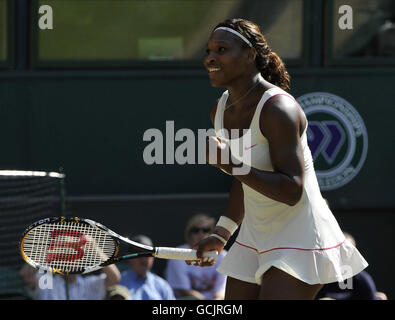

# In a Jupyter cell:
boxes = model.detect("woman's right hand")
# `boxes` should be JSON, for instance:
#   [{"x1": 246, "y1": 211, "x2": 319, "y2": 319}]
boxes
[{"x1": 186, "y1": 236, "x2": 225, "y2": 267}]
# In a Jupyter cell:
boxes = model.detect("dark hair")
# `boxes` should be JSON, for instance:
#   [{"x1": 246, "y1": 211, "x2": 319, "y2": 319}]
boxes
[{"x1": 213, "y1": 18, "x2": 290, "y2": 91}]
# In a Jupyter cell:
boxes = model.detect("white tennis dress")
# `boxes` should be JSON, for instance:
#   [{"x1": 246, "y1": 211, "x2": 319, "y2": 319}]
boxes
[{"x1": 214, "y1": 87, "x2": 368, "y2": 285}]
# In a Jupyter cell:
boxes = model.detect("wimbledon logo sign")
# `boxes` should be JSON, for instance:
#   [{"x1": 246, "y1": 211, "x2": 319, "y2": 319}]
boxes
[{"x1": 296, "y1": 92, "x2": 368, "y2": 191}]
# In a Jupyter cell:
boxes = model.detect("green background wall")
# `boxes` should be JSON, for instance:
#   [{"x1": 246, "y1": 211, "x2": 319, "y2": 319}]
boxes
[{"x1": 1, "y1": 68, "x2": 394, "y2": 209}]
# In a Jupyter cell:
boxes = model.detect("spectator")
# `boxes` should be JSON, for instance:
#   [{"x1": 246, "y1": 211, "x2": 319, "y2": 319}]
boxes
[
  {"x1": 316, "y1": 232, "x2": 386, "y2": 300},
  {"x1": 376, "y1": 291, "x2": 388, "y2": 300},
  {"x1": 362, "y1": 13, "x2": 395, "y2": 57},
  {"x1": 119, "y1": 234, "x2": 175, "y2": 300},
  {"x1": 107, "y1": 285, "x2": 131, "y2": 300},
  {"x1": 19, "y1": 263, "x2": 121, "y2": 300},
  {"x1": 165, "y1": 213, "x2": 227, "y2": 300}
]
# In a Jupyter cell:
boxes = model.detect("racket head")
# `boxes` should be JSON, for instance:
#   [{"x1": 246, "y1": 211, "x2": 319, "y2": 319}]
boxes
[{"x1": 20, "y1": 217, "x2": 119, "y2": 275}]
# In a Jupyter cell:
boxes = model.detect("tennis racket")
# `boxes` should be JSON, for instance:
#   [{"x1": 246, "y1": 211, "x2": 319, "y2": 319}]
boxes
[{"x1": 20, "y1": 216, "x2": 218, "y2": 275}]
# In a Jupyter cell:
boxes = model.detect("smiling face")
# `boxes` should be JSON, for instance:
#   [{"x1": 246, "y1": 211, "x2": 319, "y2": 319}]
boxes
[{"x1": 204, "y1": 30, "x2": 255, "y2": 87}]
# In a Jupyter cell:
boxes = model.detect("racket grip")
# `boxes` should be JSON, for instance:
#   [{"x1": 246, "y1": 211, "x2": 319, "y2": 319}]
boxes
[{"x1": 155, "y1": 247, "x2": 218, "y2": 262}]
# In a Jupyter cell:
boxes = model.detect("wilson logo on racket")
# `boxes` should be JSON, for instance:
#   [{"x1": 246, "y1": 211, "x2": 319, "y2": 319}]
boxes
[
  {"x1": 20, "y1": 216, "x2": 218, "y2": 275},
  {"x1": 46, "y1": 230, "x2": 87, "y2": 263}
]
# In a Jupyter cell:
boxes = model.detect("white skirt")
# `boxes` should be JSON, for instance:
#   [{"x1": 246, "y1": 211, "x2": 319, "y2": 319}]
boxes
[{"x1": 217, "y1": 238, "x2": 368, "y2": 285}]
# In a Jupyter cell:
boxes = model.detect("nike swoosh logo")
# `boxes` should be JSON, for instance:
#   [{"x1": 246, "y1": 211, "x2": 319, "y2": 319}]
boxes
[{"x1": 244, "y1": 144, "x2": 257, "y2": 150}]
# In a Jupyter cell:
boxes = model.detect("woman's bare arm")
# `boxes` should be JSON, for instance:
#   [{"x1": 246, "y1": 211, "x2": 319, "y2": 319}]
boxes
[{"x1": 232, "y1": 96, "x2": 305, "y2": 206}]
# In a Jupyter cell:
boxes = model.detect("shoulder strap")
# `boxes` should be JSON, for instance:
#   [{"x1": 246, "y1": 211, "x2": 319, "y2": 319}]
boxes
[
  {"x1": 214, "y1": 90, "x2": 229, "y2": 137},
  {"x1": 250, "y1": 87, "x2": 295, "y2": 138}
]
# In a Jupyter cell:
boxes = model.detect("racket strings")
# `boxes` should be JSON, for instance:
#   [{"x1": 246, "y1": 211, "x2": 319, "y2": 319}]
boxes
[{"x1": 22, "y1": 221, "x2": 116, "y2": 273}]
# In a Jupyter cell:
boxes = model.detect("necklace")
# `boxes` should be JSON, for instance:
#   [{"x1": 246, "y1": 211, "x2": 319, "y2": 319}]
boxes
[{"x1": 225, "y1": 81, "x2": 261, "y2": 111}]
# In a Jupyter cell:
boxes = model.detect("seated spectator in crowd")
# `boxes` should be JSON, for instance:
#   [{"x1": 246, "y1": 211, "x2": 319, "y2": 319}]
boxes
[
  {"x1": 19, "y1": 263, "x2": 121, "y2": 300},
  {"x1": 119, "y1": 234, "x2": 175, "y2": 300},
  {"x1": 376, "y1": 291, "x2": 388, "y2": 300},
  {"x1": 316, "y1": 232, "x2": 387, "y2": 300},
  {"x1": 165, "y1": 213, "x2": 227, "y2": 300},
  {"x1": 107, "y1": 284, "x2": 131, "y2": 300}
]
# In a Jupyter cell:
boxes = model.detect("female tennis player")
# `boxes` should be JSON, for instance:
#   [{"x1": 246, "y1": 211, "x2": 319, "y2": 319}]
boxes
[{"x1": 193, "y1": 18, "x2": 368, "y2": 300}]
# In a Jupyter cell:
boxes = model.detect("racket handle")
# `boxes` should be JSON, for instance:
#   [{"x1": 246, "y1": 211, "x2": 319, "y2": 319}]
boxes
[{"x1": 154, "y1": 247, "x2": 218, "y2": 262}]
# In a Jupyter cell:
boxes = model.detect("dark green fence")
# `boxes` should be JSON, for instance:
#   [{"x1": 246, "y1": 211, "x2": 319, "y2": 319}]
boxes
[{"x1": 1, "y1": 67, "x2": 394, "y2": 210}]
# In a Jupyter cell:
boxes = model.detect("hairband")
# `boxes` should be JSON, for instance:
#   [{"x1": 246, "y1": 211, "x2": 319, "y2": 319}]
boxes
[{"x1": 213, "y1": 27, "x2": 253, "y2": 48}]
